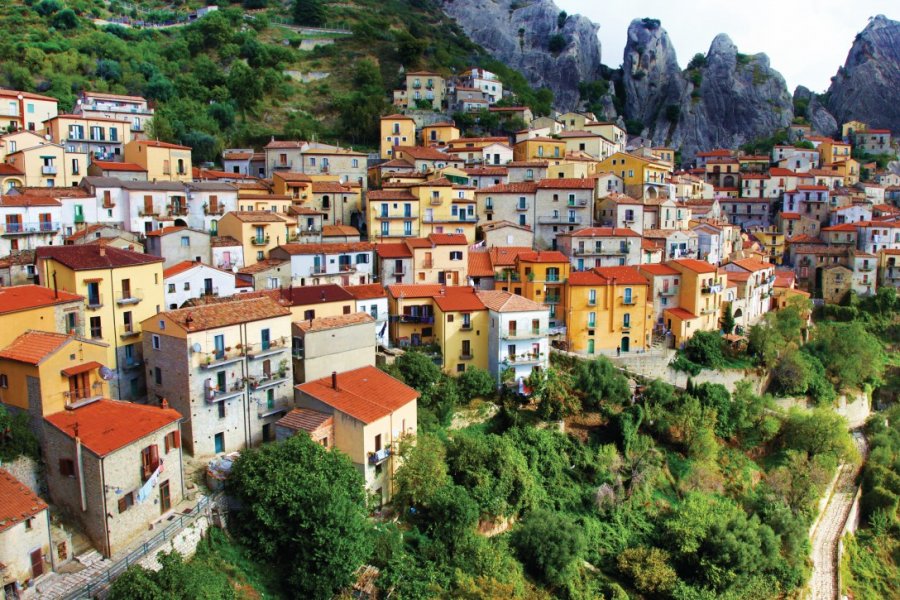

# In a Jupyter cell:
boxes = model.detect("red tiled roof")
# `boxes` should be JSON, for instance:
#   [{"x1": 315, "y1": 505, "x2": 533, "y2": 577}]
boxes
[
  {"x1": 295, "y1": 312, "x2": 374, "y2": 332},
  {"x1": 787, "y1": 234, "x2": 826, "y2": 244},
  {"x1": 476, "y1": 290, "x2": 546, "y2": 312},
  {"x1": 669, "y1": 258, "x2": 717, "y2": 274},
  {"x1": 381, "y1": 114, "x2": 414, "y2": 121},
  {"x1": 394, "y1": 146, "x2": 457, "y2": 161},
  {"x1": 375, "y1": 243, "x2": 412, "y2": 259},
  {"x1": 91, "y1": 160, "x2": 146, "y2": 172},
  {"x1": 367, "y1": 189, "x2": 417, "y2": 201},
  {"x1": 665, "y1": 307, "x2": 699, "y2": 320},
  {"x1": 386, "y1": 284, "x2": 445, "y2": 299},
  {"x1": 0, "y1": 194, "x2": 61, "y2": 207},
  {"x1": 536, "y1": 178, "x2": 595, "y2": 190},
  {"x1": 0, "y1": 331, "x2": 72, "y2": 365},
  {"x1": 161, "y1": 296, "x2": 290, "y2": 332},
  {"x1": 44, "y1": 399, "x2": 182, "y2": 457},
  {"x1": 0, "y1": 164, "x2": 24, "y2": 176},
  {"x1": 468, "y1": 251, "x2": 494, "y2": 277},
  {"x1": 433, "y1": 287, "x2": 485, "y2": 312},
  {"x1": 296, "y1": 366, "x2": 418, "y2": 424},
  {"x1": 428, "y1": 233, "x2": 467, "y2": 245},
  {"x1": 489, "y1": 246, "x2": 532, "y2": 267},
  {"x1": 0, "y1": 468, "x2": 47, "y2": 533},
  {"x1": 130, "y1": 140, "x2": 191, "y2": 150},
  {"x1": 144, "y1": 225, "x2": 187, "y2": 237},
  {"x1": 593, "y1": 266, "x2": 649, "y2": 285},
  {"x1": 639, "y1": 264, "x2": 680, "y2": 276},
  {"x1": 36, "y1": 245, "x2": 163, "y2": 270},
  {"x1": 822, "y1": 223, "x2": 859, "y2": 232},
  {"x1": 780, "y1": 212, "x2": 801, "y2": 220},
  {"x1": 477, "y1": 182, "x2": 538, "y2": 194},
  {"x1": 0, "y1": 88, "x2": 57, "y2": 102},
  {"x1": 343, "y1": 283, "x2": 386, "y2": 300},
  {"x1": 322, "y1": 225, "x2": 360, "y2": 237},
  {"x1": 464, "y1": 167, "x2": 508, "y2": 176},
  {"x1": 568, "y1": 270, "x2": 607, "y2": 285},
  {"x1": 275, "y1": 408, "x2": 332, "y2": 433},
  {"x1": 0, "y1": 285, "x2": 82, "y2": 314},
  {"x1": 728, "y1": 258, "x2": 775, "y2": 272},
  {"x1": 517, "y1": 250, "x2": 568, "y2": 263},
  {"x1": 311, "y1": 181, "x2": 354, "y2": 194}
]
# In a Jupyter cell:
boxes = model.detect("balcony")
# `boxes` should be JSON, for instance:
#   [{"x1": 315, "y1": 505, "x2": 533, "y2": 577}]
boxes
[
  {"x1": 167, "y1": 206, "x2": 188, "y2": 217},
  {"x1": 273, "y1": 161, "x2": 293, "y2": 170},
  {"x1": 701, "y1": 308, "x2": 718, "y2": 316},
  {"x1": 574, "y1": 244, "x2": 630, "y2": 256},
  {"x1": 250, "y1": 374, "x2": 290, "y2": 392},
  {"x1": 207, "y1": 380, "x2": 246, "y2": 402},
  {"x1": 391, "y1": 314, "x2": 435, "y2": 324},
  {"x1": 378, "y1": 212, "x2": 418, "y2": 220},
  {"x1": 41, "y1": 165, "x2": 58, "y2": 175},
  {"x1": 310, "y1": 265, "x2": 328, "y2": 275},
  {"x1": 501, "y1": 329, "x2": 548, "y2": 340},
  {"x1": 544, "y1": 295, "x2": 561, "y2": 305},
  {"x1": 204, "y1": 205, "x2": 225, "y2": 216},
  {"x1": 116, "y1": 289, "x2": 143, "y2": 305},
  {"x1": 139, "y1": 209, "x2": 158, "y2": 217},
  {"x1": 201, "y1": 348, "x2": 245, "y2": 369},
  {"x1": 701, "y1": 284, "x2": 723, "y2": 294},
  {"x1": 1, "y1": 221, "x2": 61, "y2": 235},
  {"x1": 119, "y1": 326, "x2": 141, "y2": 340},
  {"x1": 422, "y1": 259, "x2": 433, "y2": 269},
  {"x1": 657, "y1": 289, "x2": 678, "y2": 297},
  {"x1": 86, "y1": 294, "x2": 104, "y2": 310},
  {"x1": 258, "y1": 395, "x2": 292, "y2": 418},
  {"x1": 504, "y1": 353, "x2": 543, "y2": 365},
  {"x1": 621, "y1": 296, "x2": 637, "y2": 305},
  {"x1": 485, "y1": 204, "x2": 494, "y2": 212},
  {"x1": 567, "y1": 199, "x2": 589, "y2": 207},
  {"x1": 516, "y1": 202, "x2": 529, "y2": 211},
  {"x1": 247, "y1": 337, "x2": 289, "y2": 359},
  {"x1": 460, "y1": 322, "x2": 473, "y2": 331},
  {"x1": 251, "y1": 235, "x2": 270, "y2": 246},
  {"x1": 499, "y1": 270, "x2": 521, "y2": 282},
  {"x1": 64, "y1": 387, "x2": 104, "y2": 408},
  {"x1": 538, "y1": 215, "x2": 582, "y2": 225},
  {"x1": 859, "y1": 265, "x2": 874, "y2": 272},
  {"x1": 368, "y1": 447, "x2": 391, "y2": 465},
  {"x1": 391, "y1": 267, "x2": 407, "y2": 277},
  {"x1": 459, "y1": 352, "x2": 474, "y2": 360}
]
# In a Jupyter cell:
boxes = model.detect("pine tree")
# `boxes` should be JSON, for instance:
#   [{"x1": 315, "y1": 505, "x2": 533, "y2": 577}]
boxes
[
  {"x1": 294, "y1": 0, "x2": 326, "y2": 27},
  {"x1": 722, "y1": 304, "x2": 735, "y2": 334}
]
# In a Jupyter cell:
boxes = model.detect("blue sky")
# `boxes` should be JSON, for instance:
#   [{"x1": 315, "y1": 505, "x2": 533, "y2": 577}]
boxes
[{"x1": 556, "y1": 1, "x2": 897, "y2": 92}]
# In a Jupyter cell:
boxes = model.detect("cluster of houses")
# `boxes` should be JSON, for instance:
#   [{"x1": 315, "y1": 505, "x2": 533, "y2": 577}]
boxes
[{"x1": 0, "y1": 76, "x2": 899, "y2": 597}]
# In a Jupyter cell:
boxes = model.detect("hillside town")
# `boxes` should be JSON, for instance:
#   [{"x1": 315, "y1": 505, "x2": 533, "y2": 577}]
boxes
[{"x1": 0, "y1": 49, "x2": 899, "y2": 600}]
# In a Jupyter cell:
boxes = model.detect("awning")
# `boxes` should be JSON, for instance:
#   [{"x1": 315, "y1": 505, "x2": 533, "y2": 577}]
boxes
[{"x1": 61, "y1": 361, "x2": 102, "y2": 377}]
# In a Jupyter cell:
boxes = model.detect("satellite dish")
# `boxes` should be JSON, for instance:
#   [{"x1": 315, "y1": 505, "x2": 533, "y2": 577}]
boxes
[
  {"x1": 192, "y1": 343, "x2": 202, "y2": 353},
  {"x1": 99, "y1": 366, "x2": 116, "y2": 380}
]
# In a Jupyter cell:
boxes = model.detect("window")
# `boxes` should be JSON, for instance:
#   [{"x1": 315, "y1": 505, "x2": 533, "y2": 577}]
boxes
[
  {"x1": 180, "y1": 236, "x2": 190, "y2": 247},
  {"x1": 59, "y1": 459, "x2": 75, "y2": 477},
  {"x1": 168, "y1": 283, "x2": 176, "y2": 293},
  {"x1": 164, "y1": 430, "x2": 181, "y2": 453},
  {"x1": 152, "y1": 334, "x2": 161, "y2": 350},
  {"x1": 89, "y1": 316, "x2": 102, "y2": 339},
  {"x1": 623, "y1": 313, "x2": 631, "y2": 328},
  {"x1": 588, "y1": 289, "x2": 596, "y2": 305},
  {"x1": 140, "y1": 444, "x2": 160, "y2": 481},
  {"x1": 261, "y1": 328, "x2": 271, "y2": 350},
  {"x1": 183, "y1": 282, "x2": 190, "y2": 291},
  {"x1": 449, "y1": 251, "x2": 463, "y2": 261},
  {"x1": 624, "y1": 288, "x2": 632, "y2": 304},
  {"x1": 117, "y1": 492, "x2": 135, "y2": 514},
  {"x1": 0, "y1": 374, "x2": 6, "y2": 389},
  {"x1": 24, "y1": 517, "x2": 33, "y2": 530},
  {"x1": 154, "y1": 367, "x2": 162, "y2": 385},
  {"x1": 267, "y1": 388, "x2": 275, "y2": 409}
]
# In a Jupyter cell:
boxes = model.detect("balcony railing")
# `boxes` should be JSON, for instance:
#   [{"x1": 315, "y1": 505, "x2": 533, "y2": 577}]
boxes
[
  {"x1": 459, "y1": 352, "x2": 474, "y2": 360},
  {"x1": 207, "y1": 380, "x2": 246, "y2": 402},
  {"x1": 501, "y1": 329, "x2": 548, "y2": 340},
  {"x1": 247, "y1": 339, "x2": 289, "y2": 359},
  {"x1": 460, "y1": 322, "x2": 473, "y2": 331},
  {"x1": 86, "y1": 294, "x2": 104, "y2": 310},
  {"x1": 258, "y1": 395, "x2": 292, "y2": 418},
  {"x1": 701, "y1": 284, "x2": 723, "y2": 294},
  {"x1": 658, "y1": 289, "x2": 678, "y2": 297},
  {"x1": 167, "y1": 206, "x2": 188, "y2": 217},
  {"x1": 119, "y1": 326, "x2": 141, "y2": 339},
  {"x1": 544, "y1": 295, "x2": 561, "y2": 305},
  {"x1": 251, "y1": 235, "x2": 270, "y2": 246},
  {"x1": 116, "y1": 289, "x2": 143, "y2": 305},
  {"x1": 41, "y1": 165, "x2": 58, "y2": 175},
  {"x1": 859, "y1": 265, "x2": 874, "y2": 272},
  {"x1": 250, "y1": 373, "x2": 290, "y2": 392},
  {"x1": 567, "y1": 199, "x2": 589, "y2": 207},
  {"x1": 201, "y1": 348, "x2": 245, "y2": 369},
  {"x1": 139, "y1": 209, "x2": 158, "y2": 217},
  {"x1": 621, "y1": 296, "x2": 637, "y2": 305},
  {"x1": 274, "y1": 161, "x2": 293, "y2": 170},
  {"x1": 538, "y1": 215, "x2": 582, "y2": 225},
  {"x1": 516, "y1": 202, "x2": 529, "y2": 211},
  {"x1": 504, "y1": 353, "x2": 543, "y2": 365},
  {"x1": 0, "y1": 221, "x2": 61, "y2": 235},
  {"x1": 204, "y1": 205, "x2": 225, "y2": 215},
  {"x1": 390, "y1": 314, "x2": 435, "y2": 324},
  {"x1": 310, "y1": 265, "x2": 327, "y2": 275},
  {"x1": 574, "y1": 244, "x2": 630, "y2": 256},
  {"x1": 368, "y1": 447, "x2": 391, "y2": 465}
]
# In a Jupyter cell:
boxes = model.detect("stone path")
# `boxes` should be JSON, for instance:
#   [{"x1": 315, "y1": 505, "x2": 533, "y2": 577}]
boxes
[
  {"x1": 809, "y1": 432, "x2": 867, "y2": 600},
  {"x1": 35, "y1": 551, "x2": 111, "y2": 599}
]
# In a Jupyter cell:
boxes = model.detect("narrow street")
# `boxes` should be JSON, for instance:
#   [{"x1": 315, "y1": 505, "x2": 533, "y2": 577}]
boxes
[{"x1": 809, "y1": 432, "x2": 868, "y2": 600}]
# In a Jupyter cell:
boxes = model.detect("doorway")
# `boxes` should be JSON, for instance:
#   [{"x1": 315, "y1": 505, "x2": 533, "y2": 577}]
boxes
[
  {"x1": 214, "y1": 432, "x2": 224, "y2": 454},
  {"x1": 159, "y1": 480, "x2": 171, "y2": 514},
  {"x1": 621, "y1": 336, "x2": 630, "y2": 353}
]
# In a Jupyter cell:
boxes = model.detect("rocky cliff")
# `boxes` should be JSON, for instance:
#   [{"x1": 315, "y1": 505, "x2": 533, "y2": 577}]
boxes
[
  {"x1": 794, "y1": 86, "x2": 838, "y2": 137},
  {"x1": 621, "y1": 19, "x2": 793, "y2": 160},
  {"x1": 440, "y1": 0, "x2": 603, "y2": 111},
  {"x1": 826, "y1": 14, "x2": 900, "y2": 133}
]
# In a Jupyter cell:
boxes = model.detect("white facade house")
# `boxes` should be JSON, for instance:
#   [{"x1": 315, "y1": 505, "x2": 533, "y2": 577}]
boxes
[
  {"x1": 857, "y1": 222, "x2": 900, "y2": 254},
  {"x1": 556, "y1": 227, "x2": 642, "y2": 270},
  {"x1": 693, "y1": 223, "x2": 727, "y2": 264},
  {"x1": 345, "y1": 283, "x2": 391, "y2": 348},
  {"x1": 0, "y1": 195, "x2": 64, "y2": 255},
  {"x1": 850, "y1": 251, "x2": 878, "y2": 297},
  {"x1": 163, "y1": 260, "x2": 243, "y2": 309},
  {"x1": 477, "y1": 290, "x2": 550, "y2": 384},
  {"x1": 185, "y1": 182, "x2": 238, "y2": 234},
  {"x1": 480, "y1": 143, "x2": 513, "y2": 166},
  {"x1": 722, "y1": 258, "x2": 776, "y2": 329},
  {"x1": 268, "y1": 242, "x2": 376, "y2": 287}
]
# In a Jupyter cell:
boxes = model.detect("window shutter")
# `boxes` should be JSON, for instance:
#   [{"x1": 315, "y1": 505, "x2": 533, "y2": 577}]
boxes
[
  {"x1": 118, "y1": 497, "x2": 127, "y2": 513},
  {"x1": 173, "y1": 430, "x2": 180, "y2": 449},
  {"x1": 164, "y1": 434, "x2": 171, "y2": 454}
]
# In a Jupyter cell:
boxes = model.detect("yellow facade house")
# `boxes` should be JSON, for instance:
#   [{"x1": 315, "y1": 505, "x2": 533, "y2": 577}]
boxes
[
  {"x1": 432, "y1": 287, "x2": 489, "y2": 375},
  {"x1": 597, "y1": 151, "x2": 672, "y2": 199},
  {"x1": 421, "y1": 122, "x2": 460, "y2": 145},
  {"x1": 818, "y1": 139, "x2": 852, "y2": 166},
  {"x1": 664, "y1": 259, "x2": 728, "y2": 347},
  {"x1": 0, "y1": 330, "x2": 109, "y2": 430},
  {"x1": 35, "y1": 245, "x2": 165, "y2": 399},
  {"x1": 386, "y1": 284, "x2": 442, "y2": 347},
  {"x1": 409, "y1": 178, "x2": 477, "y2": 242},
  {"x1": 513, "y1": 137, "x2": 566, "y2": 162},
  {"x1": 564, "y1": 266, "x2": 652, "y2": 355},
  {"x1": 272, "y1": 171, "x2": 313, "y2": 201},
  {"x1": 0, "y1": 284, "x2": 85, "y2": 348},
  {"x1": 124, "y1": 139, "x2": 193, "y2": 182},
  {"x1": 496, "y1": 250, "x2": 570, "y2": 331},
  {"x1": 367, "y1": 188, "x2": 421, "y2": 240},
  {"x1": 407, "y1": 233, "x2": 469, "y2": 285},
  {"x1": 43, "y1": 115, "x2": 133, "y2": 159},
  {"x1": 0, "y1": 88, "x2": 58, "y2": 132},
  {"x1": 4, "y1": 141, "x2": 86, "y2": 187},
  {"x1": 405, "y1": 71, "x2": 446, "y2": 110},
  {"x1": 218, "y1": 211, "x2": 291, "y2": 266},
  {"x1": 380, "y1": 114, "x2": 416, "y2": 159}
]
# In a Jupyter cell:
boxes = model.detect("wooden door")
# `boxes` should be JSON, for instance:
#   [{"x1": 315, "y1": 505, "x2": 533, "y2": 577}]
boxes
[
  {"x1": 159, "y1": 480, "x2": 171, "y2": 514},
  {"x1": 30, "y1": 548, "x2": 43, "y2": 578}
]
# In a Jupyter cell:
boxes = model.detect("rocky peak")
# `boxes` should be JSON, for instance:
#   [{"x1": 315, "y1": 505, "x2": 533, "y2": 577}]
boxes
[
  {"x1": 826, "y1": 14, "x2": 900, "y2": 132},
  {"x1": 707, "y1": 33, "x2": 737, "y2": 60},
  {"x1": 622, "y1": 18, "x2": 684, "y2": 127},
  {"x1": 440, "y1": 0, "x2": 603, "y2": 111}
]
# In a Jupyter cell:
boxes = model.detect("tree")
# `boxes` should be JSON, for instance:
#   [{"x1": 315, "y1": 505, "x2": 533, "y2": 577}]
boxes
[
  {"x1": 687, "y1": 53, "x2": 707, "y2": 70},
  {"x1": 573, "y1": 356, "x2": 630, "y2": 409},
  {"x1": 779, "y1": 407, "x2": 855, "y2": 462},
  {"x1": 534, "y1": 367, "x2": 579, "y2": 421},
  {"x1": 108, "y1": 550, "x2": 233, "y2": 600},
  {"x1": 512, "y1": 510, "x2": 586, "y2": 588},
  {"x1": 806, "y1": 321, "x2": 885, "y2": 390},
  {"x1": 683, "y1": 331, "x2": 724, "y2": 368},
  {"x1": 722, "y1": 304, "x2": 735, "y2": 334},
  {"x1": 393, "y1": 434, "x2": 450, "y2": 511},
  {"x1": 226, "y1": 60, "x2": 263, "y2": 117},
  {"x1": 227, "y1": 433, "x2": 372, "y2": 599},
  {"x1": 617, "y1": 547, "x2": 677, "y2": 595},
  {"x1": 294, "y1": 0, "x2": 326, "y2": 27},
  {"x1": 51, "y1": 8, "x2": 79, "y2": 30},
  {"x1": 547, "y1": 34, "x2": 568, "y2": 54},
  {"x1": 457, "y1": 367, "x2": 496, "y2": 400},
  {"x1": 0, "y1": 404, "x2": 39, "y2": 461}
]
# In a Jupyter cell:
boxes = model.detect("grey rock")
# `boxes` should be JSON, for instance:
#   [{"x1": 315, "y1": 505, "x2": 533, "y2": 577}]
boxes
[
  {"x1": 826, "y1": 14, "x2": 900, "y2": 132},
  {"x1": 440, "y1": 0, "x2": 603, "y2": 111},
  {"x1": 622, "y1": 18, "x2": 685, "y2": 127},
  {"x1": 794, "y1": 85, "x2": 838, "y2": 137}
]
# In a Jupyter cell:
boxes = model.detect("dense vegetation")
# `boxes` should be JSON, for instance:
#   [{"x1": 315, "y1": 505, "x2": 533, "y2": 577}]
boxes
[{"x1": 0, "y1": 0, "x2": 552, "y2": 155}]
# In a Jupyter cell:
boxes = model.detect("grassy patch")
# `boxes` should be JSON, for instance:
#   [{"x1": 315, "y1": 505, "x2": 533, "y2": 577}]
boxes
[
  {"x1": 843, "y1": 530, "x2": 900, "y2": 600},
  {"x1": 194, "y1": 528, "x2": 282, "y2": 600}
]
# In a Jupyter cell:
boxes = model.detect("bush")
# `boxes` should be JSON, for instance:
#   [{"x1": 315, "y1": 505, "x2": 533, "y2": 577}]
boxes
[
  {"x1": 617, "y1": 546, "x2": 677, "y2": 595},
  {"x1": 512, "y1": 510, "x2": 586, "y2": 587},
  {"x1": 548, "y1": 34, "x2": 568, "y2": 54},
  {"x1": 457, "y1": 367, "x2": 495, "y2": 400},
  {"x1": 683, "y1": 331, "x2": 724, "y2": 369}
]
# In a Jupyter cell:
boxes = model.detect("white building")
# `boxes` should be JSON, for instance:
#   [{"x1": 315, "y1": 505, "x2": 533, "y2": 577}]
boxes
[
  {"x1": 163, "y1": 260, "x2": 244, "y2": 309},
  {"x1": 857, "y1": 221, "x2": 900, "y2": 254},
  {"x1": 722, "y1": 258, "x2": 776, "y2": 328},
  {"x1": 268, "y1": 242, "x2": 375, "y2": 287},
  {"x1": 464, "y1": 68, "x2": 503, "y2": 104},
  {"x1": 345, "y1": 283, "x2": 390, "y2": 348},
  {"x1": 74, "y1": 91, "x2": 154, "y2": 138},
  {"x1": 477, "y1": 290, "x2": 550, "y2": 384},
  {"x1": 480, "y1": 142, "x2": 513, "y2": 166},
  {"x1": 850, "y1": 251, "x2": 878, "y2": 297},
  {"x1": 556, "y1": 227, "x2": 642, "y2": 270},
  {"x1": 0, "y1": 194, "x2": 63, "y2": 255}
]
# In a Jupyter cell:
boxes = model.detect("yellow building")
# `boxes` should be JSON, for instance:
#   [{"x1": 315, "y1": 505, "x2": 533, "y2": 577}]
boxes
[
  {"x1": 496, "y1": 250, "x2": 570, "y2": 331},
  {"x1": 513, "y1": 137, "x2": 566, "y2": 162},
  {"x1": 405, "y1": 71, "x2": 446, "y2": 110},
  {"x1": 386, "y1": 283, "x2": 443, "y2": 347},
  {"x1": 406, "y1": 233, "x2": 468, "y2": 285},
  {"x1": 818, "y1": 139, "x2": 852, "y2": 166},
  {"x1": 597, "y1": 151, "x2": 672, "y2": 199},
  {"x1": 0, "y1": 89, "x2": 58, "y2": 132},
  {"x1": 272, "y1": 172, "x2": 312, "y2": 201},
  {"x1": 755, "y1": 226, "x2": 785, "y2": 265},
  {"x1": 0, "y1": 284, "x2": 84, "y2": 348},
  {"x1": 43, "y1": 115, "x2": 133, "y2": 159},
  {"x1": 367, "y1": 188, "x2": 421, "y2": 240},
  {"x1": 841, "y1": 120, "x2": 868, "y2": 139},
  {"x1": 4, "y1": 141, "x2": 86, "y2": 187},
  {"x1": 35, "y1": 245, "x2": 165, "y2": 399},
  {"x1": 564, "y1": 266, "x2": 652, "y2": 355},
  {"x1": 123, "y1": 139, "x2": 193, "y2": 182},
  {"x1": 218, "y1": 211, "x2": 291, "y2": 266},
  {"x1": 829, "y1": 159, "x2": 860, "y2": 186},
  {"x1": 380, "y1": 114, "x2": 417, "y2": 159},
  {"x1": 0, "y1": 330, "x2": 109, "y2": 424},
  {"x1": 664, "y1": 259, "x2": 728, "y2": 347},
  {"x1": 583, "y1": 121, "x2": 627, "y2": 151},
  {"x1": 409, "y1": 178, "x2": 477, "y2": 242},
  {"x1": 421, "y1": 122, "x2": 460, "y2": 145},
  {"x1": 433, "y1": 288, "x2": 489, "y2": 374}
]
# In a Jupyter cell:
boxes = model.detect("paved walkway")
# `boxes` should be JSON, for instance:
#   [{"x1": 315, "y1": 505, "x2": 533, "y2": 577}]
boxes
[{"x1": 809, "y1": 432, "x2": 867, "y2": 600}]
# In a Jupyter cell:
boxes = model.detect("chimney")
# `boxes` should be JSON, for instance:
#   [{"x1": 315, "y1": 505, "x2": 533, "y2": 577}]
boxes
[
  {"x1": 161, "y1": 398, "x2": 169, "y2": 410},
  {"x1": 331, "y1": 371, "x2": 339, "y2": 391},
  {"x1": 99, "y1": 246, "x2": 106, "y2": 257}
]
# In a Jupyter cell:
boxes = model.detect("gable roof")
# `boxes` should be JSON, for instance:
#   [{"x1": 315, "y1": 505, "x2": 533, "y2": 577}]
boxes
[
  {"x1": 160, "y1": 297, "x2": 290, "y2": 332},
  {"x1": 0, "y1": 331, "x2": 80, "y2": 365},
  {"x1": 44, "y1": 399, "x2": 182, "y2": 457},
  {"x1": 343, "y1": 283, "x2": 387, "y2": 300},
  {"x1": 0, "y1": 285, "x2": 82, "y2": 314},
  {"x1": 428, "y1": 233, "x2": 467, "y2": 246},
  {"x1": 36, "y1": 245, "x2": 163, "y2": 271},
  {"x1": 0, "y1": 468, "x2": 47, "y2": 533},
  {"x1": 476, "y1": 290, "x2": 546, "y2": 312},
  {"x1": 669, "y1": 258, "x2": 718, "y2": 274},
  {"x1": 468, "y1": 251, "x2": 494, "y2": 277},
  {"x1": 432, "y1": 287, "x2": 486, "y2": 312},
  {"x1": 275, "y1": 242, "x2": 374, "y2": 255},
  {"x1": 375, "y1": 243, "x2": 412, "y2": 259},
  {"x1": 296, "y1": 366, "x2": 418, "y2": 424},
  {"x1": 728, "y1": 258, "x2": 775, "y2": 272},
  {"x1": 91, "y1": 160, "x2": 147, "y2": 172},
  {"x1": 295, "y1": 312, "x2": 374, "y2": 333}
]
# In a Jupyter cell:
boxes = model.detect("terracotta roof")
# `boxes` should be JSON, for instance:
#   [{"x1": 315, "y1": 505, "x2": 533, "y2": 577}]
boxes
[
  {"x1": 725, "y1": 270, "x2": 751, "y2": 282},
  {"x1": 639, "y1": 264, "x2": 680, "y2": 276},
  {"x1": 787, "y1": 234, "x2": 826, "y2": 244},
  {"x1": 377, "y1": 159, "x2": 416, "y2": 170},
  {"x1": 91, "y1": 160, "x2": 146, "y2": 172},
  {"x1": 276, "y1": 242, "x2": 373, "y2": 255},
  {"x1": 227, "y1": 211, "x2": 287, "y2": 223},
  {"x1": 162, "y1": 296, "x2": 290, "y2": 332},
  {"x1": 210, "y1": 235, "x2": 241, "y2": 247},
  {"x1": 275, "y1": 408, "x2": 332, "y2": 433},
  {"x1": 0, "y1": 331, "x2": 73, "y2": 365},
  {"x1": 0, "y1": 164, "x2": 24, "y2": 176},
  {"x1": 394, "y1": 146, "x2": 458, "y2": 161},
  {"x1": 129, "y1": 140, "x2": 191, "y2": 150},
  {"x1": 463, "y1": 167, "x2": 508, "y2": 176},
  {"x1": 296, "y1": 312, "x2": 374, "y2": 333},
  {"x1": 428, "y1": 233, "x2": 467, "y2": 246},
  {"x1": 44, "y1": 399, "x2": 182, "y2": 457},
  {"x1": 375, "y1": 243, "x2": 412, "y2": 259},
  {"x1": 728, "y1": 258, "x2": 775, "y2": 272},
  {"x1": 269, "y1": 284, "x2": 355, "y2": 306},
  {"x1": 265, "y1": 140, "x2": 306, "y2": 149},
  {"x1": 0, "y1": 88, "x2": 57, "y2": 102},
  {"x1": 593, "y1": 266, "x2": 650, "y2": 285},
  {"x1": 367, "y1": 189, "x2": 417, "y2": 201},
  {"x1": 664, "y1": 307, "x2": 699, "y2": 320},
  {"x1": 296, "y1": 366, "x2": 418, "y2": 424},
  {"x1": 822, "y1": 223, "x2": 859, "y2": 232},
  {"x1": 669, "y1": 258, "x2": 717, "y2": 274},
  {"x1": 386, "y1": 284, "x2": 445, "y2": 299},
  {"x1": 792, "y1": 244, "x2": 847, "y2": 255},
  {"x1": 322, "y1": 225, "x2": 360, "y2": 237},
  {"x1": 344, "y1": 283, "x2": 387, "y2": 300},
  {"x1": 144, "y1": 225, "x2": 188, "y2": 237},
  {"x1": 36, "y1": 245, "x2": 163, "y2": 270},
  {"x1": 773, "y1": 270, "x2": 795, "y2": 288},
  {"x1": 237, "y1": 259, "x2": 288, "y2": 274},
  {"x1": 476, "y1": 290, "x2": 546, "y2": 312},
  {"x1": 0, "y1": 468, "x2": 47, "y2": 533},
  {"x1": 82, "y1": 90, "x2": 147, "y2": 103},
  {"x1": 506, "y1": 160, "x2": 549, "y2": 167},
  {"x1": 311, "y1": 181, "x2": 354, "y2": 194},
  {"x1": 0, "y1": 285, "x2": 82, "y2": 314},
  {"x1": 566, "y1": 227, "x2": 640, "y2": 238},
  {"x1": 468, "y1": 251, "x2": 494, "y2": 277},
  {"x1": 381, "y1": 114, "x2": 415, "y2": 121},
  {"x1": 489, "y1": 246, "x2": 532, "y2": 267},
  {"x1": 517, "y1": 250, "x2": 568, "y2": 263},
  {"x1": 568, "y1": 270, "x2": 608, "y2": 285},
  {"x1": 476, "y1": 182, "x2": 538, "y2": 194},
  {"x1": 536, "y1": 178, "x2": 595, "y2": 190},
  {"x1": 404, "y1": 238, "x2": 433, "y2": 249},
  {"x1": 0, "y1": 249, "x2": 35, "y2": 267},
  {"x1": 480, "y1": 220, "x2": 531, "y2": 232},
  {"x1": 780, "y1": 212, "x2": 801, "y2": 220},
  {"x1": 0, "y1": 194, "x2": 61, "y2": 207},
  {"x1": 433, "y1": 287, "x2": 485, "y2": 312}
]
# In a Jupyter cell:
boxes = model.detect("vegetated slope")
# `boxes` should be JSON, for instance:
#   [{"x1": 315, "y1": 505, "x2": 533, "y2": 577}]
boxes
[{"x1": 0, "y1": 0, "x2": 546, "y2": 156}]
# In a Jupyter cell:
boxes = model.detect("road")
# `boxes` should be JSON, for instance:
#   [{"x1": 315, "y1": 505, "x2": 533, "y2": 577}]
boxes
[{"x1": 809, "y1": 431, "x2": 867, "y2": 600}]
